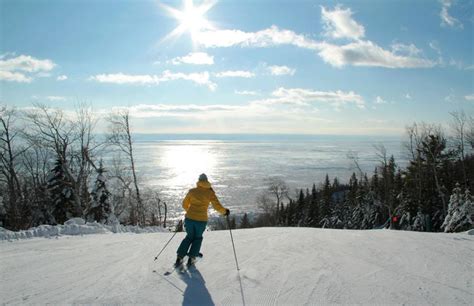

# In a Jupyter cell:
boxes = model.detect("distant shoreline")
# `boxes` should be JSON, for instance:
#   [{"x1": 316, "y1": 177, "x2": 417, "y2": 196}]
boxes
[{"x1": 131, "y1": 133, "x2": 404, "y2": 142}]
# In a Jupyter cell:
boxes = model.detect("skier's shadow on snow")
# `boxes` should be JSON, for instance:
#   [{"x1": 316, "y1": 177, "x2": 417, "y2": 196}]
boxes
[{"x1": 179, "y1": 268, "x2": 215, "y2": 306}]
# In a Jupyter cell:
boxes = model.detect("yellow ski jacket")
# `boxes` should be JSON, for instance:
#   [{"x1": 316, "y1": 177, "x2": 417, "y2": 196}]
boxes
[{"x1": 182, "y1": 180, "x2": 227, "y2": 222}]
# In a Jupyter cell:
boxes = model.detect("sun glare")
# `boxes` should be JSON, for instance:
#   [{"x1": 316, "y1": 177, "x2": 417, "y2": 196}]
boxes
[
  {"x1": 161, "y1": 0, "x2": 216, "y2": 41},
  {"x1": 160, "y1": 143, "x2": 218, "y2": 189}
]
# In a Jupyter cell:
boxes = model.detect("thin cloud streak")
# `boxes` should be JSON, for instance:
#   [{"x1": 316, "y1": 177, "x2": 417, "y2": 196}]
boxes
[
  {"x1": 214, "y1": 70, "x2": 255, "y2": 78},
  {"x1": 251, "y1": 87, "x2": 365, "y2": 109},
  {"x1": 235, "y1": 90, "x2": 259, "y2": 96},
  {"x1": 89, "y1": 70, "x2": 217, "y2": 91},
  {"x1": 170, "y1": 52, "x2": 214, "y2": 65}
]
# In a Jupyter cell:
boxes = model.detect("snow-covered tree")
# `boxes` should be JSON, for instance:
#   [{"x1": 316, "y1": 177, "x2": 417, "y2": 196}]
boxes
[
  {"x1": 412, "y1": 211, "x2": 425, "y2": 231},
  {"x1": 442, "y1": 185, "x2": 473, "y2": 233},
  {"x1": 89, "y1": 162, "x2": 113, "y2": 224},
  {"x1": 350, "y1": 205, "x2": 364, "y2": 229}
]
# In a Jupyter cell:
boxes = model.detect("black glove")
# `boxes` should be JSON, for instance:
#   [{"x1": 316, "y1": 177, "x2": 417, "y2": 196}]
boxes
[{"x1": 225, "y1": 209, "x2": 230, "y2": 216}]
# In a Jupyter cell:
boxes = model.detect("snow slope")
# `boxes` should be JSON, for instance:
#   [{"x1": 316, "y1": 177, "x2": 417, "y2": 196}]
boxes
[{"x1": 0, "y1": 228, "x2": 472, "y2": 305}]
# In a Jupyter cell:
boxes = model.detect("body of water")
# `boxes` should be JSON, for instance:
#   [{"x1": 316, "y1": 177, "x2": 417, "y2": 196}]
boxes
[{"x1": 131, "y1": 134, "x2": 407, "y2": 215}]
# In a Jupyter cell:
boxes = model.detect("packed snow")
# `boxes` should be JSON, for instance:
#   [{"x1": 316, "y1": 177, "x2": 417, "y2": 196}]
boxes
[{"x1": 0, "y1": 226, "x2": 472, "y2": 305}]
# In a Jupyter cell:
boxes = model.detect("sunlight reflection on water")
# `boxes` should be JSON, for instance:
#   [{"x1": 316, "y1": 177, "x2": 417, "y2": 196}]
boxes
[
  {"x1": 158, "y1": 142, "x2": 218, "y2": 188},
  {"x1": 132, "y1": 135, "x2": 406, "y2": 217}
]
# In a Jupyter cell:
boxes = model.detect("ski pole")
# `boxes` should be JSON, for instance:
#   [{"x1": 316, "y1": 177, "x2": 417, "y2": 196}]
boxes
[
  {"x1": 226, "y1": 215, "x2": 240, "y2": 271},
  {"x1": 154, "y1": 219, "x2": 183, "y2": 261}
]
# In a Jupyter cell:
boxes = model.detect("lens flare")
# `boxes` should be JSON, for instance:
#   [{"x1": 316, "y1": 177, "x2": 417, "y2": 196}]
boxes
[{"x1": 161, "y1": 0, "x2": 217, "y2": 42}]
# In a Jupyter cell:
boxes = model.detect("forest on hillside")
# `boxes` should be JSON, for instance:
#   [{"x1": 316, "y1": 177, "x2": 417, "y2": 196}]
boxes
[{"x1": 1, "y1": 105, "x2": 473, "y2": 233}]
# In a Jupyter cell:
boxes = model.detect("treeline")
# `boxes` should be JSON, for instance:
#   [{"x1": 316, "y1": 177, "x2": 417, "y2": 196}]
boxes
[
  {"x1": 0, "y1": 104, "x2": 166, "y2": 231},
  {"x1": 228, "y1": 115, "x2": 474, "y2": 233}
]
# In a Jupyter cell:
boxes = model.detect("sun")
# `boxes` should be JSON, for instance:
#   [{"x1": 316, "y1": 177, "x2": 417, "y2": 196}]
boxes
[{"x1": 161, "y1": 0, "x2": 217, "y2": 41}]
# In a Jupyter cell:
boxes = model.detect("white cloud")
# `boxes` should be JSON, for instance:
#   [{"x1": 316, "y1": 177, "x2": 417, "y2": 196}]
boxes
[
  {"x1": 321, "y1": 6, "x2": 365, "y2": 40},
  {"x1": 110, "y1": 103, "x2": 243, "y2": 118},
  {"x1": 46, "y1": 96, "x2": 67, "y2": 101},
  {"x1": 90, "y1": 73, "x2": 158, "y2": 84},
  {"x1": 268, "y1": 65, "x2": 296, "y2": 76},
  {"x1": 0, "y1": 54, "x2": 56, "y2": 82},
  {"x1": 440, "y1": 0, "x2": 463, "y2": 28},
  {"x1": 194, "y1": 25, "x2": 322, "y2": 50},
  {"x1": 374, "y1": 96, "x2": 387, "y2": 104},
  {"x1": 89, "y1": 70, "x2": 217, "y2": 91},
  {"x1": 98, "y1": 101, "x2": 341, "y2": 134},
  {"x1": 194, "y1": 17, "x2": 434, "y2": 69},
  {"x1": 0, "y1": 54, "x2": 55, "y2": 72},
  {"x1": 214, "y1": 70, "x2": 255, "y2": 78},
  {"x1": 170, "y1": 52, "x2": 214, "y2": 65},
  {"x1": 465, "y1": 94, "x2": 474, "y2": 101},
  {"x1": 235, "y1": 90, "x2": 259, "y2": 96},
  {"x1": 465, "y1": 65, "x2": 474, "y2": 70},
  {"x1": 0, "y1": 70, "x2": 32, "y2": 83},
  {"x1": 252, "y1": 87, "x2": 365, "y2": 109},
  {"x1": 317, "y1": 40, "x2": 435, "y2": 68},
  {"x1": 405, "y1": 93, "x2": 412, "y2": 99},
  {"x1": 57, "y1": 75, "x2": 68, "y2": 81}
]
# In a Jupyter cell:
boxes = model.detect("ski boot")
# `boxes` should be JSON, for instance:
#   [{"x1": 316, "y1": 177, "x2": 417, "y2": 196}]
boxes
[
  {"x1": 187, "y1": 256, "x2": 196, "y2": 267},
  {"x1": 174, "y1": 256, "x2": 184, "y2": 268}
]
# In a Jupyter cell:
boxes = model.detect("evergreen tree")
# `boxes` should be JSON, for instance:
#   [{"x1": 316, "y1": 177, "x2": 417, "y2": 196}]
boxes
[
  {"x1": 350, "y1": 205, "x2": 364, "y2": 229},
  {"x1": 442, "y1": 185, "x2": 473, "y2": 232},
  {"x1": 412, "y1": 211, "x2": 425, "y2": 231},
  {"x1": 47, "y1": 158, "x2": 75, "y2": 224},
  {"x1": 89, "y1": 162, "x2": 112, "y2": 223},
  {"x1": 229, "y1": 216, "x2": 237, "y2": 229},
  {"x1": 296, "y1": 189, "x2": 305, "y2": 226},
  {"x1": 319, "y1": 174, "x2": 332, "y2": 225},
  {"x1": 332, "y1": 177, "x2": 340, "y2": 190},
  {"x1": 348, "y1": 172, "x2": 359, "y2": 207},
  {"x1": 240, "y1": 213, "x2": 251, "y2": 228},
  {"x1": 286, "y1": 199, "x2": 297, "y2": 226},
  {"x1": 307, "y1": 184, "x2": 320, "y2": 227}
]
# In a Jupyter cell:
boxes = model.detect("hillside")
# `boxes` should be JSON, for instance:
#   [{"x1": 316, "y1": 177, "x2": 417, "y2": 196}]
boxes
[{"x1": 0, "y1": 227, "x2": 472, "y2": 305}]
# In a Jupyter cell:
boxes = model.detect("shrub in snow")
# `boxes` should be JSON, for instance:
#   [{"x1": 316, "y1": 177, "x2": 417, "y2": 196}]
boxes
[{"x1": 442, "y1": 185, "x2": 473, "y2": 233}]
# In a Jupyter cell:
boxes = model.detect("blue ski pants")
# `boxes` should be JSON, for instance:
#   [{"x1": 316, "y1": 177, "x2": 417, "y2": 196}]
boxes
[{"x1": 177, "y1": 218, "x2": 207, "y2": 258}]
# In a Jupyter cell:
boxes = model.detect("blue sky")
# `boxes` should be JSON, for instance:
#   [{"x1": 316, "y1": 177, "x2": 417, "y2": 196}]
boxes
[{"x1": 0, "y1": 0, "x2": 473, "y2": 135}]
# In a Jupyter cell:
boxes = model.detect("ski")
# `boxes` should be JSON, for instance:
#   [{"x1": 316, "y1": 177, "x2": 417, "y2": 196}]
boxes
[
  {"x1": 163, "y1": 263, "x2": 185, "y2": 276},
  {"x1": 161, "y1": 253, "x2": 203, "y2": 276}
]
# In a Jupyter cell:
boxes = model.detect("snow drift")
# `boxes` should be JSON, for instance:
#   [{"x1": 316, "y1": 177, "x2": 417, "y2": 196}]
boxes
[
  {"x1": 0, "y1": 227, "x2": 472, "y2": 305},
  {"x1": 0, "y1": 218, "x2": 166, "y2": 241}
]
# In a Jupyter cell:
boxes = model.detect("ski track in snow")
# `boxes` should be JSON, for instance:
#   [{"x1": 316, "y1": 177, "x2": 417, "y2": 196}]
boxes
[{"x1": 0, "y1": 228, "x2": 473, "y2": 305}]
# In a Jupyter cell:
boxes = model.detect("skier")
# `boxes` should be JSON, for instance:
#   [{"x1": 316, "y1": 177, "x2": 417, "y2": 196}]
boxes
[{"x1": 175, "y1": 173, "x2": 230, "y2": 267}]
